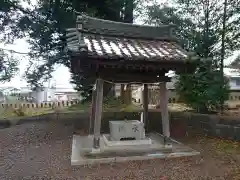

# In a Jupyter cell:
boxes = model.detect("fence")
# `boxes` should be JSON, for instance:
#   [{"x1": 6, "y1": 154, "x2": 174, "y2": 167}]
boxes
[{"x1": 0, "y1": 100, "x2": 80, "y2": 109}]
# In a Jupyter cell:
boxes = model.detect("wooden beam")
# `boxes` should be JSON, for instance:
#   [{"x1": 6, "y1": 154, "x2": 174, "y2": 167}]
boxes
[
  {"x1": 100, "y1": 72, "x2": 171, "y2": 83},
  {"x1": 98, "y1": 67, "x2": 167, "y2": 75},
  {"x1": 89, "y1": 89, "x2": 96, "y2": 135},
  {"x1": 143, "y1": 84, "x2": 149, "y2": 131},
  {"x1": 74, "y1": 57, "x2": 188, "y2": 72},
  {"x1": 102, "y1": 77, "x2": 171, "y2": 83},
  {"x1": 92, "y1": 57, "x2": 187, "y2": 69},
  {"x1": 93, "y1": 78, "x2": 103, "y2": 150},
  {"x1": 95, "y1": 60, "x2": 174, "y2": 72},
  {"x1": 160, "y1": 82, "x2": 170, "y2": 145}
]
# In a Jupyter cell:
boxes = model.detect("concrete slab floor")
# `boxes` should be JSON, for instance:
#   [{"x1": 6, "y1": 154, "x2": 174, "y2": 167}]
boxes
[{"x1": 71, "y1": 133, "x2": 200, "y2": 166}]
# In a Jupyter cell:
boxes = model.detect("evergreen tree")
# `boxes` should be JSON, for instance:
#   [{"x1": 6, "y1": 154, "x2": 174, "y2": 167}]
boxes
[
  {"x1": 0, "y1": 50, "x2": 18, "y2": 82},
  {"x1": 146, "y1": 0, "x2": 240, "y2": 112},
  {"x1": 0, "y1": 0, "x2": 138, "y2": 100},
  {"x1": 0, "y1": 0, "x2": 24, "y2": 82}
]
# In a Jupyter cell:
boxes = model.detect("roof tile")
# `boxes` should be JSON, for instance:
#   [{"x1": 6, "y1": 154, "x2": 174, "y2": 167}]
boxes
[
  {"x1": 66, "y1": 15, "x2": 189, "y2": 62},
  {"x1": 67, "y1": 33, "x2": 188, "y2": 61}
]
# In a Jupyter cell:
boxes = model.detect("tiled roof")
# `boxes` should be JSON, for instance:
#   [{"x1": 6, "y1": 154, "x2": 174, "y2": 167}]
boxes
[
  {"x1": 66, "y1": 33, "x2": 188, "y2": 61},
  {"x1": 66, "y1": 15, "x2": 189, "y2": 62}
]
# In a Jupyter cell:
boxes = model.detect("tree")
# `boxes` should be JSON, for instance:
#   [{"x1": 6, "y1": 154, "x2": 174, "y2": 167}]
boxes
[
  {"x1": 220, "y1": 0, "x2": 228, "y2": 113},
  {"x1": 0, "y1": 0, "x2": 27, "y2": 43},
  {"x1": 0, "y1": 50, "x2": 19, "y2": 82},
  {"x1": 0, "y1": 0, "x2": 25, "y2": 82},
  {"x1": 120, "y1": 0, "x2": 135, "y2": 105},
  {"x1": 146, "y1": 0, "x2": 237, "y2": 112},
  {"x1": 0, "y1": 0, "x2": 141, "y2": 101},
  {"x1": 21, "y1": 0, "x2": 138, "y2": 101},
  {"x1": 175, "y1": 61, "x2": 230, "y2": 112}
]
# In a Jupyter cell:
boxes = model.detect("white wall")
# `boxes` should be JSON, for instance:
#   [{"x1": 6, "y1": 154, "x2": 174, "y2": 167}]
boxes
[
  {"x1": 0, "y1": 92, "x2": 5, "y2": 103},
  {"x1": 55, "y1": 94, "x2": 68, "y2": 101},
  {"x1": 46, "y1": 88, "x2": 56, "y2": 102},
  {"x1": 132, "y1": 86, "x2": 143, "y2": 102},
  {"x1": 229, "y1": 77, "x2": 240, "y2": 90},
  {"x1": 132, "y1": 82, "x2": 176, "y2": 103},
  {"x1": 31, "y1": 88, "x2": 56, "y2": 103},
  {"x1": 32, "y1": 91, "x2": 44, "y2": 103}
]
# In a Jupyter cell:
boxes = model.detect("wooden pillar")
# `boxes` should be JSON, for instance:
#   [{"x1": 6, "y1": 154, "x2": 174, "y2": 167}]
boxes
[
  {"x1": 143, "y1": 84, "x2": 148, "y2": 131},
  {"x1": 120, "y1": 84, "x2": 125, "y2": 103},
  {"x1": 125, "y1": 84, "x2": 132, "y2": 105},
  {"x1": 93, "y1": 78, "x2": 103, "y2": 149},
  {"x1": 112, "y1": 84, "x2": 116, "y2": 97},
  {"x1": 89, "y1": 89, "x2": 96, "y2": 135},
  {"x1": 160, "y1": 82, "x2": 170, "y2": 144}
]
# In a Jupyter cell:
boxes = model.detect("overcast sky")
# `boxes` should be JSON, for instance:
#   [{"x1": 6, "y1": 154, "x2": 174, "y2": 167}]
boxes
[
  {"x1": 0, "y1": 39, "x2": 72, "y2": 88},
  {"x1": 0, "y1": 0, "x2": 73, "y2": 88}
]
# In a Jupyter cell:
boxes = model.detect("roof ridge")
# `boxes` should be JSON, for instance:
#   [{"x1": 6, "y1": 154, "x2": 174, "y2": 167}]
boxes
[
  {"x1": 74, "y1": 14, "x2": 176, "y2": 40},
  {"x1": 76, "y1": 14, "x2": 174, "y2": 29},
  {"x1": 82, "y1": 31, "x2": 178, "y2": 42}
]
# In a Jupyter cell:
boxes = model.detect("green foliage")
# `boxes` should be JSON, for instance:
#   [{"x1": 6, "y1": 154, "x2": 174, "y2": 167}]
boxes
[
  {"x1": 67, "y1": 101, "x2": 90, "y2": 111},
  {"x1": 0, "y1": 0, "x2": 138, "y2": 96},
  {"x1": 0, "y1": 0, "x2": 28, "y2": 43},
  {"x1": 0, "y1": 105, "x2": 54, "y2": 118},
  {"x1": 70, "y1": 72, "x2": 95, "y2": 101},
  {"x1": 0, "y1": 0, "x2": 21, "y2": 82},
  {"x1": 68, "y1": 96, "x2": 141, "y2": 112},
  {"x1": 174, "y1": 0, "x2": 240, "y2": 58},
  {"x1": 103, "y1": 96, "x2": 122, "y2": 108},
  {"x1": 146, "y1": 0, "x2": 235, "y2": 112},
  {"x1": 146, "y1": 5, "x2": 197, "y2": 50},
  {"x1": 23, "y1": 0, "x2": 136, "y2": 96},
  {"x1": 0, "y1": 0, "x2": 30, "y2": 82},
  {"x1": 0, "y1": 50, "x2": 19, "y2": 82},
  {"x1": 175, "y1": 61, "x2": 230, "y2": 112}
]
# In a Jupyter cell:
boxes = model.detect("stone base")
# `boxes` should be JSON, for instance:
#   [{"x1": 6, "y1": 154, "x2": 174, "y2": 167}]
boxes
[
  {"x1": 71, "y1": 133, "x2": 200, "y2": 166},
  {"x1": 103, "y1": 134, "x2": 152, "y2": 147}
]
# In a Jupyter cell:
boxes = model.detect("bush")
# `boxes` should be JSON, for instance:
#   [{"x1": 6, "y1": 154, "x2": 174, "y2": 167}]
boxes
[{"x1": 175, "y1": 61, "x2": 229, "y2": 113}]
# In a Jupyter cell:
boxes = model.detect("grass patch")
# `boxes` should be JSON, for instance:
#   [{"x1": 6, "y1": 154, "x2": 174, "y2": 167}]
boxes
[
  {"x1": 183, "y1": 135, "x2": 240, "y2": 155},
  {"x1": 0, "y1": 106, "x2": 54, "y2": 119},
  {"x1": 67, "y1": 98, "x2": 142, "y2": 112},
  {"x1": 67, "y1": 102, "x2": 90, "y2": 111},
  {"x1": 212, "y1": 138, "x2": 240, "y2": 154},
  {"x1": 66, "y1": 99, "x2": 192, "y2": 113}
]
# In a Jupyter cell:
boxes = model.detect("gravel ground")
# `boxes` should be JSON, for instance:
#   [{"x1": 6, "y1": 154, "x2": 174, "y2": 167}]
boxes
[{"x1": 0, "y1": 121, "x2": 239, "y2": 180}]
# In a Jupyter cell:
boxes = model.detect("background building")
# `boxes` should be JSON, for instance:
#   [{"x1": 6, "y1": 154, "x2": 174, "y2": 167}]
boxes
[
  {"x1": 132, "y1": 69, "x2": 240, "y2": 105},
  {"x1": 0, "y1": 86, "x2": 82, "y2": 104}
]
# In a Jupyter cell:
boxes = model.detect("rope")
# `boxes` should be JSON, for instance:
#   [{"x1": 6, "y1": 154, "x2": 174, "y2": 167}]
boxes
[
  {"x1": 92, "y1": 79, "x2": 161, "y2": 91},
  {"x1": 101, "y1": 79, "x2": 160, "y2": 85}
]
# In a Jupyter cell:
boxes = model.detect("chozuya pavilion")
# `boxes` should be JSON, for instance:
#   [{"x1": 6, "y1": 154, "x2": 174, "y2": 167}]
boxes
[{"x1": 65, "y1": 14, "x2": 199, "y2": 165}]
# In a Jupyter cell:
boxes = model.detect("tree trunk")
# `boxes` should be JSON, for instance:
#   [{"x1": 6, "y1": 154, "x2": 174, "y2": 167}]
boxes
[
  {"x1": 119, "y1": 0, "x2": 134, "y2": 105},
  {"x1": 120, "y1": 84, "x2": 132, "y2": 105},
  {"x1": 124, "y1": 0, "x2": 134, "y2": 23},
  {"x1": 103, "y1": 81, "x2": 115, "y2": 97},
  {"x1": 220, "y1": 0, "x2": 228, "y2": 114},
  {"x1": 124, "y1": 84, "x2": 132, "y2": 105}
]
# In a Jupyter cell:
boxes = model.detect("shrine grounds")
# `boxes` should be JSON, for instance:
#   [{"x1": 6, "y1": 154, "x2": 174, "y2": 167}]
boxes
[{"x1": 1, "y1": 118, "x2": 239, "y2": 180}]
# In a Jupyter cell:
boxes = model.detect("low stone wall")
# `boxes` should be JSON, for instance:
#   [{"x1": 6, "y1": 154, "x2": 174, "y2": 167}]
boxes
[
  {"x1": 1, "y1": 111, "x2": 239, "y2": 141},
  {"x1": 169, "y1": 112, "x2": 240, "y2": 140}
]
